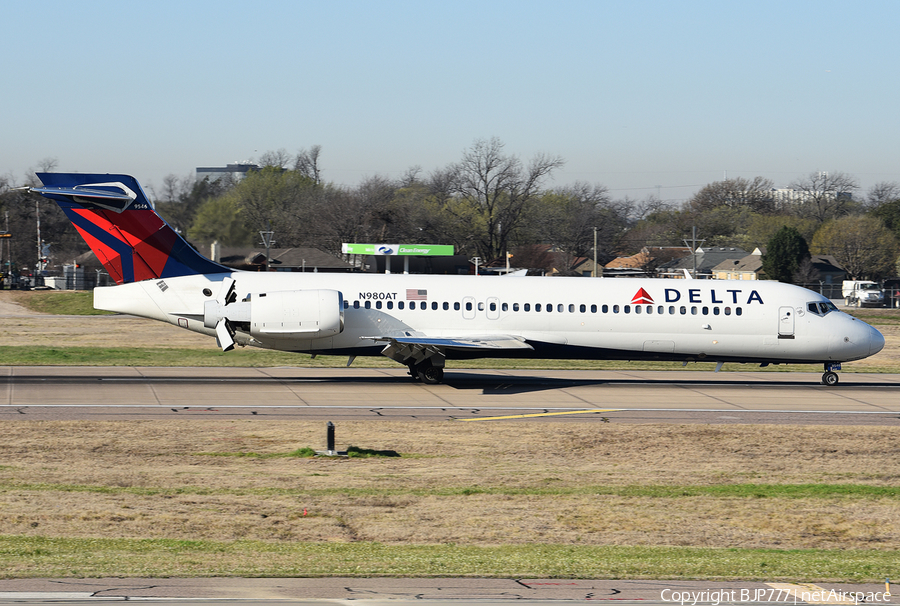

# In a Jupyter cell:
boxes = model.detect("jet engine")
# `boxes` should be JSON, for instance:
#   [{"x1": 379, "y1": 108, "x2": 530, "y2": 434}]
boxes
[{"x1": 203, "y1": 278, "x2": 344, "y2": 351}]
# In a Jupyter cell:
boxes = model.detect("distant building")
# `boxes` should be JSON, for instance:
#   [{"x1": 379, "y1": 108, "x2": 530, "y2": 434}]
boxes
[
  {"x1": 711, "y1": 248, "x2": 847, "y2": 286},
  {"x1": 660, "y1": 247, "x2": 748, "y2": 278},
  {"x1": 711, "y1": 248, "x2": 764, "y2": 280},
  {"x1": 604, "y1": 247, "x2": 692, "y2": 277},
  {"x1": 212, "y1": 245, "x2": 355, "y2": 273},
  {"x1": 196, "y1": 163, "x2": 259, "y2": 183}
]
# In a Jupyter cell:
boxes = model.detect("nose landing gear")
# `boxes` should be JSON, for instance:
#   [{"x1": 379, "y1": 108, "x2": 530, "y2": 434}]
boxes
[{"x1": 822, "y1": 362, "x2": 841, "y2": 386}]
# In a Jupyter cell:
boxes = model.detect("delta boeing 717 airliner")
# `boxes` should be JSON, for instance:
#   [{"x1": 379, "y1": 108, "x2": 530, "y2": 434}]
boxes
[{"x1": 31, "y1": 173, "x2": 885, "y2": 385}]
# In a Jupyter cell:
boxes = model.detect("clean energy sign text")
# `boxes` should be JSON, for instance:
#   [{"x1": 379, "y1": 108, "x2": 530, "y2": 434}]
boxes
[{"x1": 342, "y1": 243, "x2": 454, "y2": 256}]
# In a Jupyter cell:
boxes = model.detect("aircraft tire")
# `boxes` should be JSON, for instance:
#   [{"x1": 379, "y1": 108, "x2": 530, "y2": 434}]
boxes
[
  {"x1": 418, "y1": 365, "x2": 444, "y2": 385},
  {"x1": 822, "y1": 371, "x2": 839, "y2": 386}
]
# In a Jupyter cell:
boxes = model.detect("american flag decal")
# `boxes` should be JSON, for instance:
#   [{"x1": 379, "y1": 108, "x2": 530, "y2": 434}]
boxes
[{"x1": 406, "y1": 289, "x2": 427, "y2": 300}]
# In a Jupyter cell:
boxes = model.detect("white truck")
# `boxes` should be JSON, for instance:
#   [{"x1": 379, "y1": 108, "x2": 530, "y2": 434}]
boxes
[{"x1": 842, "y1": 280, "x2": 885, "y2": 308}]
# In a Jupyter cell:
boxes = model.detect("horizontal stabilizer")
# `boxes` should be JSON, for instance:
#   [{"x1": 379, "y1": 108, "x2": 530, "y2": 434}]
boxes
[{"x1": 30, "y1": 184, "x2": 136, "y2": 212}]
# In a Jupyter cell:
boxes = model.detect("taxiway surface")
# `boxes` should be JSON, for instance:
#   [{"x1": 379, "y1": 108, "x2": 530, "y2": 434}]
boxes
[{"x1": 2, "y1": 366, "x2": 899, "y2": 425}]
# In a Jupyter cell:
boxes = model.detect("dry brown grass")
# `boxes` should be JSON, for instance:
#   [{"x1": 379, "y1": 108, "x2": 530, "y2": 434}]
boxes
[{"x1": 0, "y1": 420, "x2": 898, "y2": 550}]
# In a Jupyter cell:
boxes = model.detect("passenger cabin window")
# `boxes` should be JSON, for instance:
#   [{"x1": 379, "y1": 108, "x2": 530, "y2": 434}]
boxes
[
  {"x1": 454, "y1": 302, "x2": 460, "y2": 311},
  {"x1": 465, "y1": 301, "x2": 472, "y2": 311},
  {"x1": 398, "y1": 301, "x2": 405, "y2": 310},
  {"x1": 387, "y1": 301, "x2": 393, "y2": 309},
  {"x1": 513, "y1": 303, "x2": 520, "y2": 312},
  {"x1": 443, "y1": 302, "x2": 449, "y2": 310},
  {"x1": 524, "y1": 303, "x2": 531, "y2": 312}
]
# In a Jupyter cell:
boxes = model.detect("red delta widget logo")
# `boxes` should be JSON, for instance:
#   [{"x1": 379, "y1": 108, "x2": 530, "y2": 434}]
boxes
[{"x1": 631, "y1": 287, "x2": 764, "y2": 305}]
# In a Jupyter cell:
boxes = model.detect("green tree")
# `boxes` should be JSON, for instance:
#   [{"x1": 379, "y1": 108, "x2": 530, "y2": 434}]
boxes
[
  {"x1": 810, "y1": 215, "x2": 898, "y2": 279},
  {"x1": 188, "y1": 196, "x2": 253, "y2": 247},
  {"x1": 870, "y1": 198, "x2": 900, "y2": 242},
  {"x1": 221, "y1": 166, "x2": 320, "y2": 248},
  {"x1": 761, "y1": 226, "x2": 810, "y2": 283},
  {"x1": 155, "y1": 175, "x2": 235, "y2": 236}
]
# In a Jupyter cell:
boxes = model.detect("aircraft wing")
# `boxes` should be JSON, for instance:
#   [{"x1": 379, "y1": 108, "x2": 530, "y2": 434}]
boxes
[
  {"x1": 363, "y1": 333, "x2": 533, "y2": 369},
  {"x1": 364, "y1": 334, "x2": 534, "y2": 351}
]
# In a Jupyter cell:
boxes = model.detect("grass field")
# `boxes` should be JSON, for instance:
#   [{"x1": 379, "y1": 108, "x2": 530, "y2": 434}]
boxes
[
  {"x1": 0, "y1": 420, "x2": 898, "y2": 580},
  {"x1": 1, "y1": 289, "x2": 899, "y2": 581}
]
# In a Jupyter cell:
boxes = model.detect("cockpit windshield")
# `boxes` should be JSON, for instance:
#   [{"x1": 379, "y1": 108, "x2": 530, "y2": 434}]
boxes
[{"x1": 807, "y1": 301, "x2": 838, "y2": 315}]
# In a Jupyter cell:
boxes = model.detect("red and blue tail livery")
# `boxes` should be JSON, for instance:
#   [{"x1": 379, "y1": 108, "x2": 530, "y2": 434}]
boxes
[{"x1": 33, "y1": 173, "x2": 228, "y2": 284}]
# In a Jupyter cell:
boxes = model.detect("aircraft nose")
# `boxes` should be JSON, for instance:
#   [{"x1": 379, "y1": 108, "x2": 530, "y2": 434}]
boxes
[{"x1": 869, "y1": 324, "x2": 886, "y2": 356}]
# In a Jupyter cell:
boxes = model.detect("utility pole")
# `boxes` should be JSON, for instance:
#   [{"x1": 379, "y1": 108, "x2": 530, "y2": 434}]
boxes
[
  {"x1": 471, "y1": 256, "x2": 481, "y2": 276},
  {"x1": 35, "y1": 198, "x2": 41, "y2": 275},
  {"x1": 593, "y1": 226, "x2": 598, "y2": 277},
  {"x1": 683, "y1": 226, "x2": 705, "y2": 278},
  {"x1": 4, "y1": 211, "x2": 9, "y2": 281},
  {"x1": 259, "y1": 223, "x2": 275, "y2": 272}
]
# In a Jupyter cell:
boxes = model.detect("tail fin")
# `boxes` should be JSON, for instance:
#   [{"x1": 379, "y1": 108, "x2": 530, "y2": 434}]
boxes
[{"x1": 32, "y1": 173, "x2": 229, "y2": 284}]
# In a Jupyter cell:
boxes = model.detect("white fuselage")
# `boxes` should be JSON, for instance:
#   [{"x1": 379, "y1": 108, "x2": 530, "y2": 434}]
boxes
[{"x1": 94, "y1": 272, "x2": 884, "y2": 365}]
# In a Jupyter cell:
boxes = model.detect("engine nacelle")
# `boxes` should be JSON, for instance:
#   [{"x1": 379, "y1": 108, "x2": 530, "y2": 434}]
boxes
[
  {"x1": 249, "y1": 289, "x2": 344, "y2": 340},
  {"x1": 203, "y1": 288, "x2": 344, "y2": 341}
]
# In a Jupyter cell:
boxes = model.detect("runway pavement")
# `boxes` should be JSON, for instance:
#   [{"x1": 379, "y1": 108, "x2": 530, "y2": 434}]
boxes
[
  {"x1": 2, "y1": 366, "x2": 899, "y2": 424},
  {"x1": 0, "y1": 577, "x2": 895, "y2": 604}
]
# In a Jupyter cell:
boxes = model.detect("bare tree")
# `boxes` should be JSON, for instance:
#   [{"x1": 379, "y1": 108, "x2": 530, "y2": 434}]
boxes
[
  {"x1": 258, "y1": 149, "x2": 292, "y2": 169},
  {"x1": 866, "y1": 181, "x2": 900, "y2": 209},
  {"x1": 689, "y1": 176, "x2": 776, "y2": 214},
  {"x1": 627, "y1": 194, "x2": 672, "y2": 222},
  {"x1": 37, "y1": 157, "x2": 58, "y2": 172},
  {"x1": 449, "y1": 137, "x2": 563, "y2": 260},
  {"x1": 788, "y1": 171, "x2": 859, "y2": 224},
  {"x1": 294, "y1": 145, "x2": 322, "y2": 184},
  {"x1": 536, "y1": 182, "x2": 626, "y2": 271}
]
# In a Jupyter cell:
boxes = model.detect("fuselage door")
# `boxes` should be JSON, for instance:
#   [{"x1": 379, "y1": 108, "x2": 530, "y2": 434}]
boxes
[
  {"x1": 778, "y1": 306, "x2": 795, "y2": 337},
  {"x1": 462, "y1": 296, "x2": 476, "y2": 320}
]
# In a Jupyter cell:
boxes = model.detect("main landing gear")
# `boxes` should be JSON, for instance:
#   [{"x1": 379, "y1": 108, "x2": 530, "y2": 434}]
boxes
[
  {"x1": 408, "y1": 361, "x2": 444, "y2": 385},
  {"x1": 822, "y1": 362, "x2": 841, "y2": 386}
]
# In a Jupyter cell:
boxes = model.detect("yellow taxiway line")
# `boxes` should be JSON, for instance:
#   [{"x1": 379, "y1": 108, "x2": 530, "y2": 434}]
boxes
[{"x1": 458, "y1": 409, "x2": 619, "y2": 421}]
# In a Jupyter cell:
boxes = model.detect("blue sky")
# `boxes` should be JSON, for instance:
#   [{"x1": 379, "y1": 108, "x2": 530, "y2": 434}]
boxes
[{"x1": 2, "y1": 0, "x2": 898, "y2": 204}]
